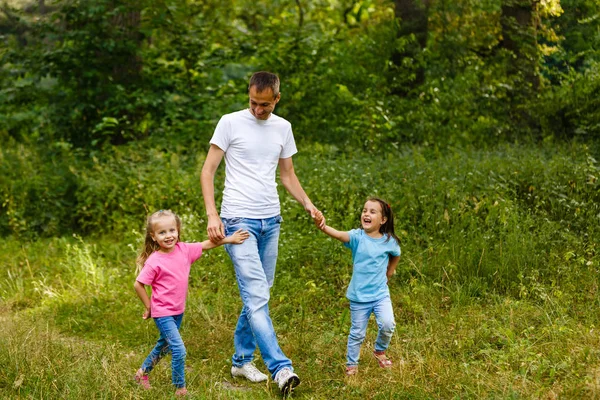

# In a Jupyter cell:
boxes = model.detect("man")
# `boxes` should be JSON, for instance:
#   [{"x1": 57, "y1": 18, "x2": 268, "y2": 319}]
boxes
[{"x1": 200, "y1": 71, "x2": 324, "y2": 395}]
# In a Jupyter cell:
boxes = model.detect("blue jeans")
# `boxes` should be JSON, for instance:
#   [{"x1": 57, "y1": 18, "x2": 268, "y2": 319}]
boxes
[
  {"x1": 347, "y1": 296, "x2": 395, "y2": 366},
  {"x1": 223, "y1": 216, "x2": 292, "y2": 378},
  {"x1": 141, "y1": 313, "x2": 186, "y2": 388}
]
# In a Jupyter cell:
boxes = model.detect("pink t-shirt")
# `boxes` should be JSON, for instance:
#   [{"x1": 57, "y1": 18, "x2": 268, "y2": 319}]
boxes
[{"x1": 136, "y1": 242, "x2": 203, "y2": 318}]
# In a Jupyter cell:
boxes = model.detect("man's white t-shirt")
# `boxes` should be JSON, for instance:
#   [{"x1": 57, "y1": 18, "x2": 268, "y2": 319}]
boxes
[{"x1": 210, "y1": 109, "x2": 298, "y2": 219}]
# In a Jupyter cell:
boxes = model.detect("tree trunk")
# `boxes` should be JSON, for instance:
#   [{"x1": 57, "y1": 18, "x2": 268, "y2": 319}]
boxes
[
  {"x1": 500, "y1": 0, "x2": 540, "y2": 90},
  {"x1": 391, "y1": 0, "x2": 429, "y2": 95},
  {"x1": 110, "y1": 7, "x2": 143, "y2": 84}
]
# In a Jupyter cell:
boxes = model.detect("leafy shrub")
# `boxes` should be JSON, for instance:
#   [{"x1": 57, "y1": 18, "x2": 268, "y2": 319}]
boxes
[
  {"x1": 539, "y1": 62, "x2": 600, "y2": 140},
  {"x1": 72, "y1": 141, "x2": 208, "y2": 235},
  {"x1": 293, "y1": 142, "x2": 598, "y2": 297},
  {"x1": 2, "y1": 133, "x2": 598, "y2": 302},
  {"x1": 0, "y1": 136, "x2": 77, "y2": 237}
]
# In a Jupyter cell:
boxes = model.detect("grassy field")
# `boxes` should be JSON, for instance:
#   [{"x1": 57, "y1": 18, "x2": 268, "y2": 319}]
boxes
[{"x1": 1, "y1": 142, "x2": 599, "y2": 399}]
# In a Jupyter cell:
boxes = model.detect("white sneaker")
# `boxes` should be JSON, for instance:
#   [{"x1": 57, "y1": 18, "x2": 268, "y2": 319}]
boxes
[
  {"x1": 274, "y1": 367, "x2": 300, "y2": 394},
  {"x1": 231, "y1": 363, "x2": 268, "y2": 382}
]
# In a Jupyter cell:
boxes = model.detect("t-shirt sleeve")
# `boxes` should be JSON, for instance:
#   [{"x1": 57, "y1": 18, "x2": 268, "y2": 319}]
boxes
[
  {"x1": 136, "y1": 263, "x2": 156, "y2": 286},
  {"x1": 343, "y1": 229, "x2": 360, "y2": 251},
  {"x1": 209, "y1": 115, "x2": 230, "y2": 152},
  {"x1": 184, "y1": 242, "x2": 204, "y2": 264},
  {"x1": 280, "y1": 126, "x2": 298, "y2": 159}
]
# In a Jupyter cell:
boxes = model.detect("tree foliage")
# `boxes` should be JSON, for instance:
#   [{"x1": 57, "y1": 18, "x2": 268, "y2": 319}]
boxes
[
  {"x1": 1, "y1": 0, "x2": 600, "y2": 236},
  {"x1": 1, "y1": 0, "x2": 599, "y2": 148}
]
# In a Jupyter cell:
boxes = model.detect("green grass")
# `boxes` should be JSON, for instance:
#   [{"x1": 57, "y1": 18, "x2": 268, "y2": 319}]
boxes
[
  {"x1": 1, "y1": 142, "x2": 600, "y2": 398},
  {"x1": 2, "y1": 236, "x2": 599, "y2": 398},
  {"x1": 2, "y1": 257, "x2": 600, "y2": 399}
]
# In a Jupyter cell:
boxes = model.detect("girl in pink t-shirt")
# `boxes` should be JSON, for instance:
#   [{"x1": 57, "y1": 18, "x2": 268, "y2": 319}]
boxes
[{"x1": 133, "y1": 209, "x2": 248, "y2": 396}]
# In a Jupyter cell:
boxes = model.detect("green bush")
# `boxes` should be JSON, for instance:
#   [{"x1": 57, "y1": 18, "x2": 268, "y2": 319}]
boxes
[
  {"x1": 539, "y1": 62, "x2": 600, "y2": 140},
  {"x1": 72, "y1": 141, "x2": 208, "y2": 235},
  {"x1": 2, "y1": 134, "x2": 598, "y2": 302},
  {"x1": 0, "y1": 137, "x2": 77, "y2": 237},
  {"x1": 294, "y1": 143, "x2": 598, "y2": 296}
]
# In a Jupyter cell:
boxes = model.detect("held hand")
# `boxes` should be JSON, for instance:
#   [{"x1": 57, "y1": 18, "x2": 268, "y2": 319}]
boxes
[
  {"x1": 313, "y1": 210, "x2": 323, "y2": 226},
  {"x1": 229, "y1": 228, "x2": 250, "y2": 244},
  {"x1": 207, "y1": 214, "x2": 225, "y2": 242},
  {"x1": 312, "y1": 209, "x2": 326, "y2": 230},
  {"x1": 142, "y1": 308, "x2": 151, "y2": 320}
]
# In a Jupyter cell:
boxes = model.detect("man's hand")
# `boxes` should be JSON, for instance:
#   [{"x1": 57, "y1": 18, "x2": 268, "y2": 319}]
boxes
[{"x1": 207, "y1": 214, "x2": 225, "y2": 242}]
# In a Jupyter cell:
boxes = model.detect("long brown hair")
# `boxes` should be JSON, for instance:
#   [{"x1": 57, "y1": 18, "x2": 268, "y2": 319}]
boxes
[
  {"x1": 136, "y1": 210, "x2": 182, "y2": 273},
  {"x1": 367, "y1": 197, "x2": 400, "y2": 245}
]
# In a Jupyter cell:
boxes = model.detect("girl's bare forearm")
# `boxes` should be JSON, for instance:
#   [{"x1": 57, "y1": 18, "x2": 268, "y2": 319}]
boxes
[{"x1": 321, "y1": 225, "x2": 350, "y2": 243}]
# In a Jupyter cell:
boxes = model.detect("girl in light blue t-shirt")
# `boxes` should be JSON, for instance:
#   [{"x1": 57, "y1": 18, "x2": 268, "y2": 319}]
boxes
[{"x1": 314, "y1": 197, "x2": 401, "y2": 376}]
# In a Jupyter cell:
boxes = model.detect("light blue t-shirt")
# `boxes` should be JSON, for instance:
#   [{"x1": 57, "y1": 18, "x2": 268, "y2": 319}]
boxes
[{"x1": 344, "y1": 229, "x2": 401, "y2": 302}]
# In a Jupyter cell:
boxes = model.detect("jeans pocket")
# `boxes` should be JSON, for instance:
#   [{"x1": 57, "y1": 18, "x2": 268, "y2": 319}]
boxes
[
  {"x1": 223, "y1": 217, "x2": 245, "y2": 235},
  {"x1": 223, "y1": 217, "x2": 244, "y2": 225}
]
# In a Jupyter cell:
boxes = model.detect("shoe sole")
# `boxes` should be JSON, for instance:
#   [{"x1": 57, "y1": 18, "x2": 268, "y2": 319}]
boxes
[
  {"x1": 281, "y1": 376, "x2": 300, "y2": 395},
  {"x1": 231, "y1": 375, "x2": 268, "y2": 382},
  {"x1": 231, "y1": 370, "x2": 268, "y2": 382}
]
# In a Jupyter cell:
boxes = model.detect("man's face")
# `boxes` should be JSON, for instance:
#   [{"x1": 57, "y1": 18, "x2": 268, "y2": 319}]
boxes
[{"x1": 248, "y1": 85, "x2": 280, "y2": 120}]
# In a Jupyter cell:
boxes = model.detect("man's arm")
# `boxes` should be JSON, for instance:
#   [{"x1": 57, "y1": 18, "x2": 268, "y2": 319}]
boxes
[
  {"x1": 200, "y1": 144, "x2": 226, "y2": 241},
  {"x1": 279, "y1": 157, "x2": 324, "y2": 227}
]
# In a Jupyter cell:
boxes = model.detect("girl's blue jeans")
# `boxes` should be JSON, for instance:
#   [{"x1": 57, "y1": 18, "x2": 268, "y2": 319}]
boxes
[
  {"x1": 141, "y1": 313, "x2": 186, "y2": 388},
  {"x1": 223, "y1": 216, "x2": 293, "y2": 378},
  {"x1": 347, "y1": 296, "x2": 395, "y2": 366}
]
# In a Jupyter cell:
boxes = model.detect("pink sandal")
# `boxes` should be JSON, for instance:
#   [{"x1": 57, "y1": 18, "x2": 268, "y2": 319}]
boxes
[
  {"x1": 134, "y1": 369, "x2": 151, "y2": 389},
  {"x1": 345, "y1": 366, "x2": 358, "y2": 376},
  {"x1": 175, "y1": 387, "x2": 188, "y2": 396},
  {"x1": 373, "y1": 351, "x2": 393, "y2": 368}
]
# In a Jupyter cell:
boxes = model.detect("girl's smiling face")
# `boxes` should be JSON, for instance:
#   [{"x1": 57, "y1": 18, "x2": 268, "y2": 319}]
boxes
[
  {"x1": 361, "y1": 200, "x2": 387, "y2": 237},
  {"x1": 151, "y1": 215, "x2": 179, "y2": 253}
]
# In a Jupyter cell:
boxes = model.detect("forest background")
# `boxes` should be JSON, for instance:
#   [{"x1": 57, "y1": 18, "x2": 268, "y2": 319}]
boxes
[{"x1": 1, "y1": 0, "x2": 600, "y2": 398}]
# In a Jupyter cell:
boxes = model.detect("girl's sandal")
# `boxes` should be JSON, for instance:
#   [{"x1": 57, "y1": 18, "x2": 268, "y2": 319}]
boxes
[
  {"x1": 345, "y1": 366, "x2": 358, "y2": 376},
  {"x1": 175, "y1": 387, "x2": 188, "y2": 396},
  {"x1": 373, "y1": 351, "x2": 393, "y2": 368},
  {"x1": 134, "y1": 369, "x2": 151, "y2": 389}
]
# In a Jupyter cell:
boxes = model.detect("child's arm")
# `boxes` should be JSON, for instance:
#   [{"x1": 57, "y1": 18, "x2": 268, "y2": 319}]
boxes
[
  {"x1": 134, "y1": 281, "x2": 151, "y2": 319},
  {"x1": 321, "y1": 225, "x2": 350, "y2": 243},
  {"x1": 386, "y1": 255, "x2": 401, "y2": 282},
  {"x1": 200, "y1": 228, "x2": 250, "y2": 250},
  {"x1": 314, "y1": 210, "x2": 350, "y2": 243}
]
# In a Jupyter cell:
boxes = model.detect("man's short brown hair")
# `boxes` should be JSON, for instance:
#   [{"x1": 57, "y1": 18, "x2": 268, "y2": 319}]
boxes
[{"x1": 249, "y1": 71, "x2": 280, "y2": 98}]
